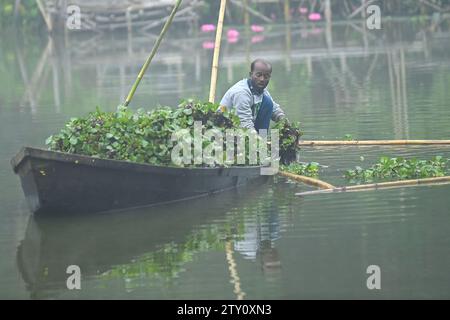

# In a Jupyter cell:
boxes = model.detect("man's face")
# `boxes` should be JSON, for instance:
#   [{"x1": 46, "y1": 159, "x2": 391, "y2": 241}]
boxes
[{"x1": 250, "y1": 62, "x2": 272, "y2": 91}]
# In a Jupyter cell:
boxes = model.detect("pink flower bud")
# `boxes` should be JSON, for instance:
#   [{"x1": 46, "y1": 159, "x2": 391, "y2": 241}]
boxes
[
  {"x1": 202, "y1": 41, "x2": 215, "y2": 49},
  {"x1": 299, "y1": 7, "x2": 308, "y2": 14},
  {"x1": 201, "y1": 24, "x2": 216, "y2": 32},
  {"x1": 308, "y1": 13, "x2": 322, "y2": 21},
  {"x1": 227, "y1": 29, "x2": 240, "y2": 38},
  {"x1": 251, "y1": 25, "x2": 264, "y2": 33}
]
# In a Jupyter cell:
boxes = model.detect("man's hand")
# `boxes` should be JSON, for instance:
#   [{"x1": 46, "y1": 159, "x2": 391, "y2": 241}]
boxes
[{"x1": 276, "y1": 115, "x2": 290, "y2": 126}]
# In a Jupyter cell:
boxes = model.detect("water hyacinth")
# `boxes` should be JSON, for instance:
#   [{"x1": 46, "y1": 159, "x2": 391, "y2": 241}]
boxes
[
  {"x1": 273, "y1": 119, "x2": 303, "y2": 165},
  {"x1": 281, "y1": 162, "x2": 321, "y2": 178},
  {"x1": 345, "y1": 156, "x2": 449, "y2": 182},
  {"x1": 45, "y1": 100, "x2": 303, "y2": 167}
]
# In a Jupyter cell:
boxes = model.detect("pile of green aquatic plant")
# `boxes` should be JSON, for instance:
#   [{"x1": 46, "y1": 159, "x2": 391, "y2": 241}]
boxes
[
  {"x1": 273, "y1": 119, "x2": 303, "y2": 165},
  {"x1": 46, "y1": 101, "x2": 302, "y2": 167},
  {"x1": 46, "y1": 101, "x2": 237, "y2": 166},
  {"x1": 281, "y1": 162, "x2": 320, "y2": 178},
  {"x1": 345, "y1": 156, "x2": 449, "y2": 182}
]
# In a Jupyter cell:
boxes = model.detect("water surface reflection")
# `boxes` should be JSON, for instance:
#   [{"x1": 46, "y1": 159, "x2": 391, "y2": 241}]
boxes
[{"x1": 2, "y1": 16, "x2": 449, "y2": 299}]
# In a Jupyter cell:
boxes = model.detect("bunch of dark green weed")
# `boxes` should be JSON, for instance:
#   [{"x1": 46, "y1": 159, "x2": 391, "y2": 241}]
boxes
[
  {"x1": 281, "y1": 162, "x2": 320, "y2": 178},
  {"x1": 272, "y1": 119, "x2": 303, "y2": 165},
  {"x1": 345, "y1": 156, "x2": 449, "y2": 183},
  {"x1": 173, "y1": 100, "x2": 263, "y2": 166},
  {"x1": 176, "y1": 99, "x2": 240, "y2": 130}
]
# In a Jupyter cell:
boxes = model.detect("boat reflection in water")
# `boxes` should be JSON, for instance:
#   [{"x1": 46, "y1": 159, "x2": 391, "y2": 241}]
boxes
[{"x1": 17, "y1": 180, "x2": 295, "y2": 299}]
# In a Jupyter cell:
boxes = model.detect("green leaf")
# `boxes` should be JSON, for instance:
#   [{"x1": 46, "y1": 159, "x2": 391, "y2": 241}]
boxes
[
  {"x1": 45, "y1": 136, "x2": 53, "y2": 145},
  {"x1": 69, "y1": 137, "x2": 78, "y2": 145},
  {"x1": 141, "y1": 140, "x2": 149, "y2": 148}
]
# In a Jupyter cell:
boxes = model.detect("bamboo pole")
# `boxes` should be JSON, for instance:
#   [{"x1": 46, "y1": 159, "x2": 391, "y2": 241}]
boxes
[
  {"x1": 279, "y1": 171, "x2": 335, "y2": 190},
  {"x1": 299, "y1": 140, "x2": 450, "y2": 146},
  {"x1": 124, "y1": 0, "x2": 183, "y2": 107},
  {"x1": 230, "y1": 0, "x2": 272, "y2": 23},
  {"x1": 209, "y1": 0, "x2": 227, "y2": 103},
  {"x1": 243, "y1": 0, "x2": 250, "y2": 26},
  {"x1": 325, "y1": 0, "x2": 333, "y2": 49},
  {"x1": 14, "y1": 0, "x2": 21, "y2": 23},
  {"x1": 347, "y1": 0, "x2": 377, "y2": 19},
  {"x1": 36, "y1": 0, "x2": 53, "y2": 31},
  {"x1": 419, "y1": 0, "x2": 443, "y2": 12},
  {"x1": 284, "y1": 0, "x2": 291, "y2": 23},
  {"x1": 296, "y1": 176, "x2": 450, "y2": 196}
]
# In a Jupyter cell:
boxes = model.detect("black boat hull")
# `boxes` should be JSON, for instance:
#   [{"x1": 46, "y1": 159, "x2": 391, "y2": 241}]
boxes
[{"x1": 11, "y1": 147, "x2": 270, "y2": 214}]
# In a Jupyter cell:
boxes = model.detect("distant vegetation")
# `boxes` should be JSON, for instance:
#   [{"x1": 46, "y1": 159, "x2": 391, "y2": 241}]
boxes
[{"x1": 0, "y1": 0, "x2": 42, "y2": 29}]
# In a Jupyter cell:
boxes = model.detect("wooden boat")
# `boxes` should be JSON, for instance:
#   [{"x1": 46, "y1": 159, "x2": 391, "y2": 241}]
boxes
[{"x1": 11, "y1": 147, "x2": 270, "y2": 215}]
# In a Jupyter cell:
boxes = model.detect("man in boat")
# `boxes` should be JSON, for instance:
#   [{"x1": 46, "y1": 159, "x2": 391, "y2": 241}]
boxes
[{"x1": 219, "y1": 59, "x2": 288, "y2": 131}]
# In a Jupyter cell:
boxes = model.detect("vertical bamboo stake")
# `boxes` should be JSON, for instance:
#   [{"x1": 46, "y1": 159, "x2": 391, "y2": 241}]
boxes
[
  {"x1": 284, "y1": 0, "x2": 291, "y2": 23},
  {"x1": 243, "y1": 0, "x2": 250, "y2": 26},
  {"x1": 13, "y1": 0, "x2": 21, "y2": 23},
  {"x1": 36, "y1": 0, "x2": 53, "y2": 31},
  {"x1": 209, "y1": 0, "x2": 227, "y2": 103},
  {"x1": 325, "y1": 0, "x2": 333, "y2": 48},
  {"x1": 243, "y1": 0, "x2": 251, "y2": 67},
  {"x1": 124, "y1": 0, "x2": 183, "y2": 106}
]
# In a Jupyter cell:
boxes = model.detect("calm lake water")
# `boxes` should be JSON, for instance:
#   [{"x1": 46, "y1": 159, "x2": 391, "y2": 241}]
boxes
[{"x1": 1, "y1": 18, "x2": 450, "y2": 299}]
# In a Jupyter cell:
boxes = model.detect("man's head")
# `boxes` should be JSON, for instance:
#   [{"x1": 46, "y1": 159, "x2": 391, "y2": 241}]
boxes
[{"x1": 249, "y1": 59, "x2": 272, "y2": 92}]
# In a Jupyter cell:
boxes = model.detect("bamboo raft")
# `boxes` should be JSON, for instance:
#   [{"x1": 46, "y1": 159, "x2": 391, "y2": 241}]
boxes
[
  {"x1": 299, "y1": 140, "x2": 450, "y2": 146},
  {"x1": 295, "y1": 176, "x2": 450, "y2": 196},
  {"x1": 279, "y1": 171, "x2": 335, "y2": 189},
  {"x1": 279, "y1": 170, "x2": 450, "y2": 197},
  {"x1": 282, "y1": 138, "x2": 450, "y2": 195}
]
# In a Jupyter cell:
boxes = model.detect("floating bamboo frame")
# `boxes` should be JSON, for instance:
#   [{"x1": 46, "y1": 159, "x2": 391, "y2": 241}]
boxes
[
  {"x1": 279, "y1": 171, "x2": 335, "y2": 189},
  {"x1": 299, "y1": 140, "x2": 450, "y2": 146},
  {"x1": 295, "y1": 176, "x2": 450, "y2": 196}
]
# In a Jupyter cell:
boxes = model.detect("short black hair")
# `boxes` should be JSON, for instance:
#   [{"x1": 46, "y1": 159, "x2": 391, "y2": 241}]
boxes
[{"x1": 250, "y1": 59, "x2": 272, "y2": 72}]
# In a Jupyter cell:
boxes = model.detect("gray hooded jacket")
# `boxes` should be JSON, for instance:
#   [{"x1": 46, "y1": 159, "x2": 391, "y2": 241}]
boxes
[{"x1": 219, "y1": 79, "x2": 285, "y2": 130}]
